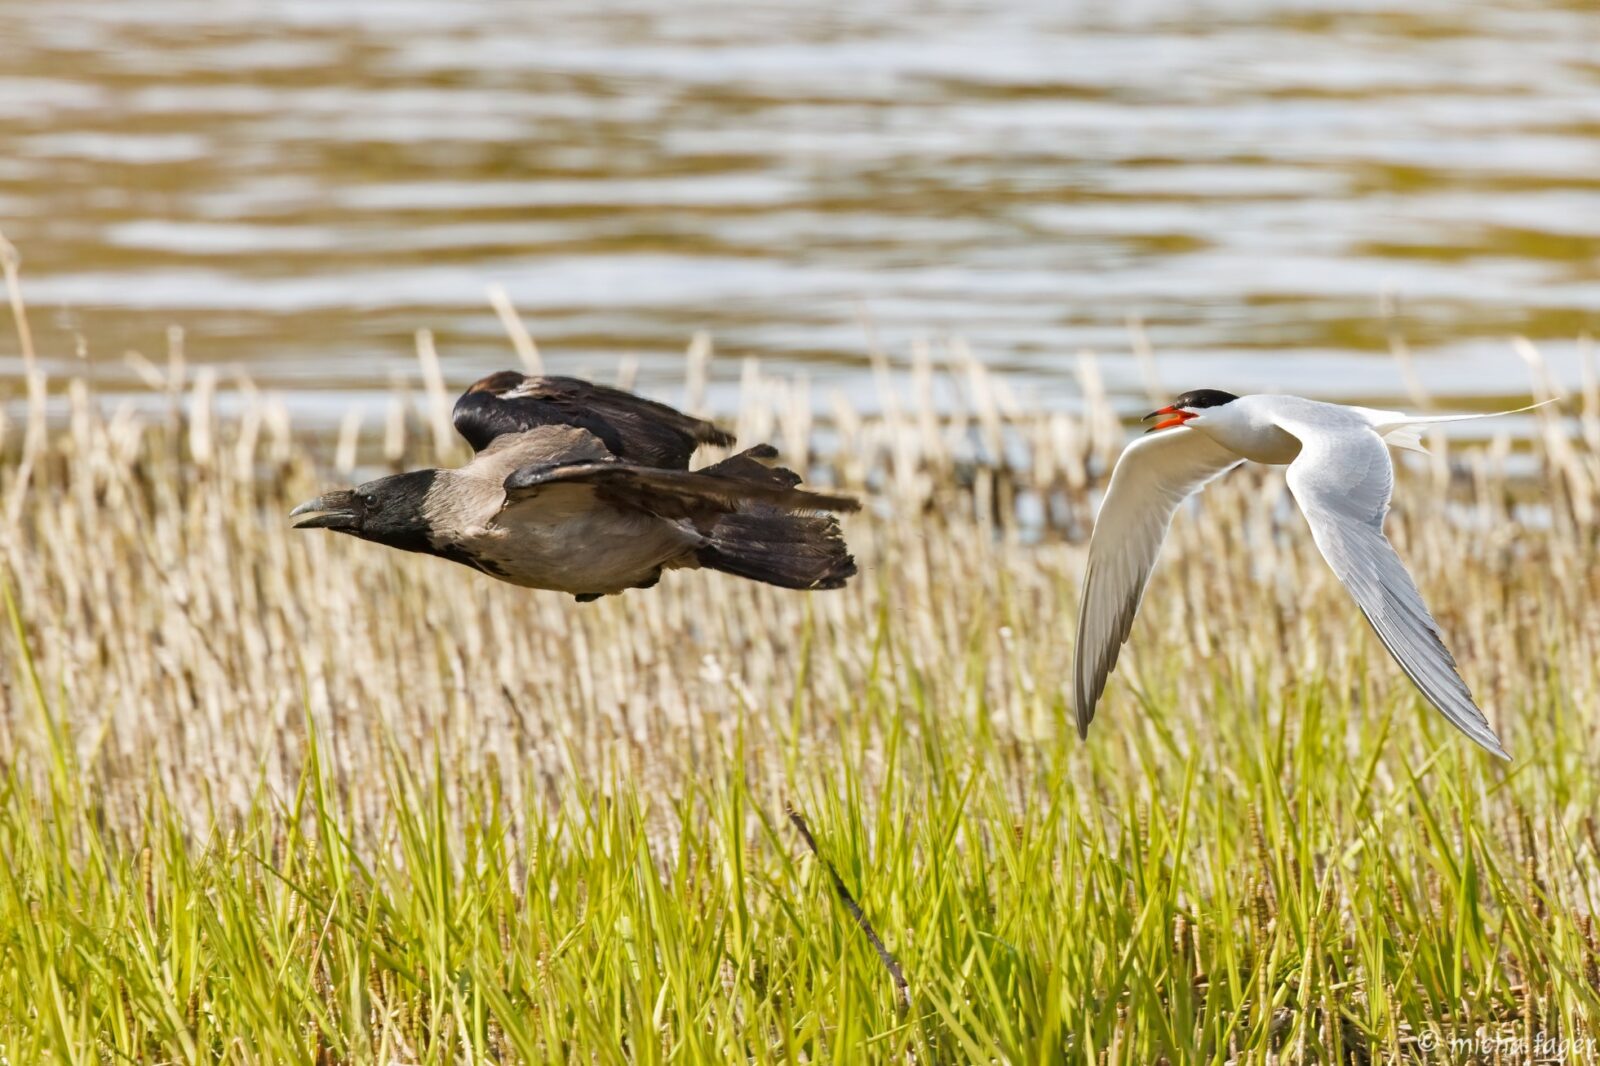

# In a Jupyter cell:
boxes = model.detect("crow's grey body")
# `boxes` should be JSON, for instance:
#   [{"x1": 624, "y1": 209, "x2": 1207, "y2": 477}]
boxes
[{"x1": 417, "y1": 426, "x2": 702, "y2": 595}]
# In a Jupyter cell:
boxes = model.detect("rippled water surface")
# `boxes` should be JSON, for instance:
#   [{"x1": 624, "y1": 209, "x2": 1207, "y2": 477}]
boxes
[{"x1": 2, "y1": 0, "x2": 1598, "y2": 415}]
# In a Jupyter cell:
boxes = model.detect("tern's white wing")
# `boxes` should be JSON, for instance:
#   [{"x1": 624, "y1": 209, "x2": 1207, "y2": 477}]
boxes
[
  {"x1": 1073, "y1": 430, "x2": 1242, "y2": 736},
  {"x1": 1272, "y1": 409, "x2": 1510, "y2": 758}
]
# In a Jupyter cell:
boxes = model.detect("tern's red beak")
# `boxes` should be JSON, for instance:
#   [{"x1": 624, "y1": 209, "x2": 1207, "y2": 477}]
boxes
[{"x1": 1142, "y1": 405, "x2": 1195, "y2": 432}]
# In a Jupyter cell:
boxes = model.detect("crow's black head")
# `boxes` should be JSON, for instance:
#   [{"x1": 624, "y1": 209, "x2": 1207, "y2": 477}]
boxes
[{"x1": 291, "y1": 469, "x2": 439, "y2": 555}]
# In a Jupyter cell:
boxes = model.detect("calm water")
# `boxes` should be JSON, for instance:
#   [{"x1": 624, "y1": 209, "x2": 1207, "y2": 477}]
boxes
[{"x1": 1, "y1": 0, "x2": 1598, "y2": 420}]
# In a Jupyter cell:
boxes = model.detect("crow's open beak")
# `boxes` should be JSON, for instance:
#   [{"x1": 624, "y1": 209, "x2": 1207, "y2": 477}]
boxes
[
  {"x1": 1142, "y1": 405, "x2": 1194, "y2": 433},
  {"x1": 290, "y1": 490, "x2": 362, "y2": 531}
]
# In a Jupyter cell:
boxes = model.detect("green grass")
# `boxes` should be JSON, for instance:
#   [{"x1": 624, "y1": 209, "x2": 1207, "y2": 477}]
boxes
[
  {"x1": 5, "y1": 617, "x2": 1598, "y2": 1063},
  {"x1": 1, "y1": 348, "x2": 1599, "y2": 1062}
]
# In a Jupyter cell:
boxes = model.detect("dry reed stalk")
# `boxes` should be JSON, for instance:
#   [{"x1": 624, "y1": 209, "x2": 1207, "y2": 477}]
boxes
[{"x1": 487, "y1": 284, "x2": 544, "y2": 376}]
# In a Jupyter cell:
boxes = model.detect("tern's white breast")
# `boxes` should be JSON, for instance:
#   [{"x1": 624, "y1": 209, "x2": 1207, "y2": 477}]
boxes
[{"x1": 1187, "y1": 395, "x2": 1317, "y2": 465}]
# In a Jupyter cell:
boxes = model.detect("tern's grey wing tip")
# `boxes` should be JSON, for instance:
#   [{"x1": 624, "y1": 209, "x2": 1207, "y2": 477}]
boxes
[
  {"x1": 1437, "y1": 703, "x2": 1511, "y2": 759},
  {"x1": 1456, "y1": 727, "x2": 1511, "y2": 761},
  {"x1": 1463, "y1": 723, "x2": 1511, "y2": 761}
]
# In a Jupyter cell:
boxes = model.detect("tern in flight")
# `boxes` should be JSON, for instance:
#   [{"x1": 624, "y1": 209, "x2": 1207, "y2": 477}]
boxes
[{"x1": 1073, "y1": 389, "x2": 1551, "y2": 758}]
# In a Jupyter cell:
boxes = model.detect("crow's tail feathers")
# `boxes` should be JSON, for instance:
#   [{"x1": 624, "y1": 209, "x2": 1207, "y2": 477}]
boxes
[
  {"x1": 693, "y1": 446, "x2": 857, "y2": 590},
  {"x1": 697, "y1": 511, "x2": 857, "y2": 590}
]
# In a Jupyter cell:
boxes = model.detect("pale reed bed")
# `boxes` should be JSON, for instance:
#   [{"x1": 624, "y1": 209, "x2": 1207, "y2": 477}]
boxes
[
  {"x1": 2, "y1": 336, "x2": 1595, "y2": 834},
  {"x1": 3, "y1": 267, "x2": 1600, "y2": 1057}
]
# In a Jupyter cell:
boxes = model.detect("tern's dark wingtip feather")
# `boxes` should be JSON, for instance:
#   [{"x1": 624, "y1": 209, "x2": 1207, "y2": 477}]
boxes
[
  {"x1": 1480, "y1": 735, "x2": 1513, "y2": 761},
  {"x1": 1073, "y1": 692, "x2": 1095, "y2": 739}
]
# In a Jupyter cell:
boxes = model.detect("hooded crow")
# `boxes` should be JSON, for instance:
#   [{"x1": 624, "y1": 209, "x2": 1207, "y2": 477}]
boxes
[{"x1": 290, "y1": 372, "x2": 858, "y2": 600}]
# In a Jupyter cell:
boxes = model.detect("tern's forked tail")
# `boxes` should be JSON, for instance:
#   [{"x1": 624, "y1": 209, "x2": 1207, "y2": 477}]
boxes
[{"x1": 1363, "y1": 397, "x2": 1559, "y2": 455}]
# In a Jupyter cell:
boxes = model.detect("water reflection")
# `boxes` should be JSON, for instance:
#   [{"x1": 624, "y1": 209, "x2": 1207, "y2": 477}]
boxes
[{"x1": 0, "y1": 0, "x2": 1597, "y2": 416}]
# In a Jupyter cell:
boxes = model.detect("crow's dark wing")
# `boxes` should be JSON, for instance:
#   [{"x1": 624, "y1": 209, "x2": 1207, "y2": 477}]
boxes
[
  {"x1": 502, "y1": 445, "x2": 859, "y2": 521},
  {"x1": 453, "y1": 371, "x2": 733, "y2": 468}
]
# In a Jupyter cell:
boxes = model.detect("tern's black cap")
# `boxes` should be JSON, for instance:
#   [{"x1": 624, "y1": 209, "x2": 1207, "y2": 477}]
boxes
[{"x1": 1172, "y1": 389, "x2": 1238, "y2": 409}]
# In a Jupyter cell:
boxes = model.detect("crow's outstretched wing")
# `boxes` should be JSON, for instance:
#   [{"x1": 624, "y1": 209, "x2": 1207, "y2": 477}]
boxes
[
  {"x1": 502, "y1": 444, "x2": 859, "y2": 521},
  {"x1": 453, "y1": 372, "x2": 732, "y2": 468}
]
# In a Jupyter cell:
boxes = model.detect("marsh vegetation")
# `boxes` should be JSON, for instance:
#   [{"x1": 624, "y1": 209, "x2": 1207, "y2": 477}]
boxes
[{"x1": 2, "y1": 266, "x2": 1599, "y2": 1059}]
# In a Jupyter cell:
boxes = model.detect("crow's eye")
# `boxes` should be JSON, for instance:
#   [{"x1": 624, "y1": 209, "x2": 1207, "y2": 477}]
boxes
[{"x1": 362, "y1": 493, "x2": 379, "y2": 510}]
